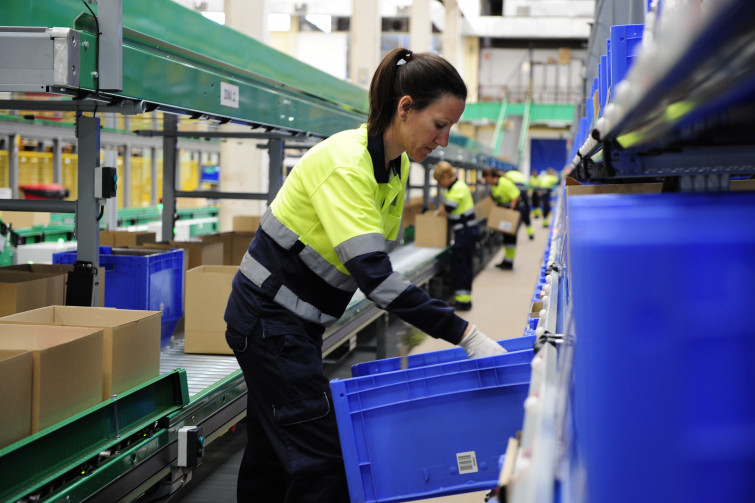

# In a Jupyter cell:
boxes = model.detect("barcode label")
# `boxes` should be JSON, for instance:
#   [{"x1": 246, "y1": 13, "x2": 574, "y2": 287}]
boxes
[
  {"x1": 498, "y1": 221, "x2": 513, "y2": 232},
  {"x1": 456, "y1": 451, "x2": 478, "y2": 474}
]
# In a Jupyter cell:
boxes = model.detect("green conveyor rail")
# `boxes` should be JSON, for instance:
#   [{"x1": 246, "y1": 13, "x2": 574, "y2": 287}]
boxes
[
  {"x1": 0, "y1": 369, "x2": 189, "y2": 503},
  {"x1": 5, "y1": 0, "x2": 368, "y2": 137}
]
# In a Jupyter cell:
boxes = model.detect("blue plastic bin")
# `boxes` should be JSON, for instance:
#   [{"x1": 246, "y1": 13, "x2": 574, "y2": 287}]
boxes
[
  {"x1": 610, "y1": 24, "x2": 643, "y2": 88},
  {"x1": 331, "y1": 355, "x2": 532, "y2": 502},
  {"x1": 568, "y1": 192, "x2": 755, "y2": 503},
  {"x1": 53, "y1": 246, "x2": 184, "y2": 347},
  {"x1": 351, "y1": 336, "x2": 536, "y2": 377}
]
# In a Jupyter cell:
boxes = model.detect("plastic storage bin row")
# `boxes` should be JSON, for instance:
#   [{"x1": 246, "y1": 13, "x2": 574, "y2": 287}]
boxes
[
  {"x1": 567, "y1": 23, "x2": 644, "y2": 162},
  {"x1": 53, "y1": 246, "x2": 184, "y2": 348},
  {"x1": 568, "y1": 191, "x2": 755, "y2": 503}
]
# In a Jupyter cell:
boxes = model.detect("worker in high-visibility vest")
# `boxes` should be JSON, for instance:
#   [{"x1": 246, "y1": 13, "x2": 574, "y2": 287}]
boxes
[
  {"x1": 433, "y1": 160, "x2": 480, "y2": 311},
  {"x1": 482, "y1": 167, "x2": 526, "y2": 270},
  {"x1": 530, "y1": 168, "x2": 542, "y2": 218},
  {"x1": 536, "y1": 167, "x2": 560, "y2": 227},
  {"x1": 504, "y1": 168, "x2": 535, "y2": 240},
  {"x1": 223, "y1": 48, "x2": 506, "y2": 503}
]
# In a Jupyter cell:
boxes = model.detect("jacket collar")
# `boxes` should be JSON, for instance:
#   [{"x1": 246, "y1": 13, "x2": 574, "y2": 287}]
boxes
[{"x1": 367, "y1": 132, "x2": 401, "y2": 183}]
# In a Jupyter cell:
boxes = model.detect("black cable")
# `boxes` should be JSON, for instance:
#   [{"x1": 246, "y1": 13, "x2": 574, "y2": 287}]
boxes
[{"x1": 97, "y1": 205, "x2": 105, "y2": 221}]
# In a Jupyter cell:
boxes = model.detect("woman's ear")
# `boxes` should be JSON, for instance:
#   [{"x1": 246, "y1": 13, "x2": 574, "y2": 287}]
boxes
[{"x1": 398, "y1": 95, "x2": 413, "y2": 121}]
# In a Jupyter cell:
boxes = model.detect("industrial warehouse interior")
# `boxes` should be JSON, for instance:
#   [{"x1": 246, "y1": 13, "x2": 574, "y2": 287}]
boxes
[{"x1": 1, "y1": 1, "x2": 754, "y2": 503}]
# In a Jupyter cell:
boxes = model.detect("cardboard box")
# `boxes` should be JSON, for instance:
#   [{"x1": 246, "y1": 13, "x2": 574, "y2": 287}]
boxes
[
  {"x1": 530, "y1": 301, "x2": 543, "y2": 318},
  {"x1": 0, "y1": 349, "x2": 33, "y2": 448},
  {"x1": 113, "y1": 231, "x2": 157, "y2": 247},
  {"x1": 475, "y1": 196, "x2": 494, "y2": 221},
  {"x1": 0, "y1": 306, "x2": 161, "y2": 399},
  {"x1": 0, "y1": 271, "x2": 67, "y2": 317},
  {"x1": 184, "y1": 265, "x2": 238, "y2": 355},
  {"x1": 2, "y1": 264, "x2": 105, "y2": 307},
  {"x1": 414, "y1": 213, "x2": 448, "y2": 248},
  {"x1": 0, "y1": 211, "x2": 50, "y2": 229},
  {"x1": 232, "y1": 215, "x2": 262, "y2": 232},
  {"x1": 0, "y1": 323, "x2": 104, "y2": 432},
  {"x1": 487, "y1": 206, "x2": 521, "y2": 235},
  {"x1": 201, "y1": 232, "x2": 254, "y2": 266},
  {"x1": 142, "y1": 241, "x2": 223, "y2": 270},
  {"x1": 565, "y1": 182, "x2": 663, "y2": 196}
]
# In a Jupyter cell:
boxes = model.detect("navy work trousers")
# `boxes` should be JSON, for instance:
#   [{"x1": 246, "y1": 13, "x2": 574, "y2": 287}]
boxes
[
  {"x1": 226, "y1": 320, "x2": 350, "y2": 503},
  {"x1": 452, "y1": 226, "x2": 480, "y2": 294}
]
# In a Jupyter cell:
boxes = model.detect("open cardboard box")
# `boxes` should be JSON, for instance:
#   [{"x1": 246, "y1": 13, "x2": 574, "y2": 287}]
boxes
[
  {"x1": 0, "y1": 306, "x2": 161, "y2": 400},
  {"x1": 0, "y1": 323, "x2": 104, "y2": 432},
  {"x1": 0, "y1": 349, "x2": 33, "y2": 448}
]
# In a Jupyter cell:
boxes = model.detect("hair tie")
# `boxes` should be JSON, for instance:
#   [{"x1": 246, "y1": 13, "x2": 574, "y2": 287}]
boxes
[{"x1": 396, "y1": 51, "x2": 413, "y2": 66}]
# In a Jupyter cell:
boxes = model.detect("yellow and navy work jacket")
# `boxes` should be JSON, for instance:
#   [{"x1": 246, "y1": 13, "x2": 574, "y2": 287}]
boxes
[
  {"x1": 442, "y1": 178, "x2": 479, "y2": 233},
  {"x1": 225, "y1": 125, "x2": 467, "y2": 344},
  {"x1": 505, "y1": 169, "x2": 528, "y2": 191},
  {"x1": 538, "y1": 172, "x2": 559, "y2": 190},
  {"x1": 491, "y1": 176, "x2": 521, "y2": 207}
]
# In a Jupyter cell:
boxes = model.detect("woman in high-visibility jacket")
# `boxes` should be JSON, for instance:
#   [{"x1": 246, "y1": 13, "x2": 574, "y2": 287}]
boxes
[
  {"x1": 224, "y1": 48, "x2": 505, "y2": 503},
  {"x1": 433, "y1": 160, "x2": 480, "y2": 311},
  {"x1": 482, "y1": 167, "x2": 526, "y2": 269}
]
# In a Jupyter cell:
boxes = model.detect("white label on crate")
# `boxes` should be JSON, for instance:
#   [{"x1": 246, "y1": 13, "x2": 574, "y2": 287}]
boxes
[
  {"x1": 498, "y1": 221, "x2": 513, "y2": 232},
  {"x1": 220, "y1": 82, "x2": 240, "y2": 108},
  {"x1": 456, "y1": 451, "x2": 479, "y2": 474}
]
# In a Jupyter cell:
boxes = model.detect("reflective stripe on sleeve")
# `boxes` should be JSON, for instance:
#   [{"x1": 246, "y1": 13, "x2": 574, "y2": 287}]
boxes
[
  {"x1": 335, "y1": 233, "x2": 386, "y2": 264},
  {"x1": 239, "y1": 251, "x2": 272, "y2": 286},
  {"x1": 367, "y1": 270, "x2": 411, "y2": 309}
]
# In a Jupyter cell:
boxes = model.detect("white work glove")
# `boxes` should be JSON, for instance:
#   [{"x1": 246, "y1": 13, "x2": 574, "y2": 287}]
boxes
[{"x1": 459, "y1": 325, "x2": 507, "y2": 358}]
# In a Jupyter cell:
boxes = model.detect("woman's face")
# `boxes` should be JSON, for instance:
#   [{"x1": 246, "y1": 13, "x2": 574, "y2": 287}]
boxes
[{"x1": 398, "y1": 93, "x2": 465, "y2": 162}]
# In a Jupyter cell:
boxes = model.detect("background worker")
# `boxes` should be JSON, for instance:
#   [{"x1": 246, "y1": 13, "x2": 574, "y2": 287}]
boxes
[
  {"x1": 224, "y1": 47, "x2": 506, "y2": 503},
  {"x1": 482, "y1": 167, "x2": 525, "y2": 270},
  {"x1": 504, "y1": 168, "x2": 535, "y2": 240},
  {"x1": 537, "y1": 167, "x2": 560, "y2": 228},
  {"x1": 433, "y1": 160, "x2": 480, "y2": 311},
  {"x1": 530, "y1": 168, "x2": 542, "y2": 218}
]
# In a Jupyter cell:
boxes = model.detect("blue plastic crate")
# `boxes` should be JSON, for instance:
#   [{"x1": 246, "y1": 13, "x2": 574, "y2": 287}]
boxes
[
  {"x1": 53, "y1": 246, "x2": 184, "y2": 347},
  {"x1": 610, "y1": 24, "x2": 643, "y2": 88},
  {"x1": 351, "y1": 336, "x2": 536, "y2": 377},
  {"x1": 568, "y1": 192, "x2": 755, "y2": 503},
  {"x1": 331, "y1": 355, "x2": 532, "y2": 502}
]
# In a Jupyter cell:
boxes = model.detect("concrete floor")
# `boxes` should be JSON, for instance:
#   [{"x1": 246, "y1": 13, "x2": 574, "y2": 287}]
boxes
[{"x1": 169, "y1": 220, "x2": 551, "y2": 503}]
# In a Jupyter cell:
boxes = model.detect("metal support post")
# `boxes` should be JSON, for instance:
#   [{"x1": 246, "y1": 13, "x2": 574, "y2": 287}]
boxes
[
  {"x1": 8, "y1": 134, "x2": 18, "y2": 199},
  {"x1": 52, "y1": 137, "x2": 62, "y2": 184},
  {"x1": 267, "y1": 138, "x2": 283, "y2": 203},
  {"x1": 162, "y1": 114, "x2": 178, "y2": 241},
  {"x1": 75, "y1": 114, "x2": 101, "y2": 306}
]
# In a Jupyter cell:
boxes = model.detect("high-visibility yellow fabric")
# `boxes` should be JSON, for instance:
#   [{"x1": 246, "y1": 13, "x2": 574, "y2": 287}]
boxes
[
  {"x1": 491, "y1": 175, "x2": 521, "y2": 206},
  {"x1": 271, "y1": 125, "x2": 408, "y2": 274},
  {"x1": 445, "y1": 178, "x2": 475, "y2": 216}
]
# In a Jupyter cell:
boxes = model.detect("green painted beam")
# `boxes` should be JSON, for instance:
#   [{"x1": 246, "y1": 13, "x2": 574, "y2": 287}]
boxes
[
  {"x1": 0, "y1": 370, "x2": 189, "y2": 503},
  {"x1": 461, "y1": 102, "x2": 576, "y2": 124}
]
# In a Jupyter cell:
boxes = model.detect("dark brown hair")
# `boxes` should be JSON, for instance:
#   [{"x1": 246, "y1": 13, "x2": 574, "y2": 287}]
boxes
[{"x1": 367, "y1": 48, "x2": 467, "y2": 137}]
